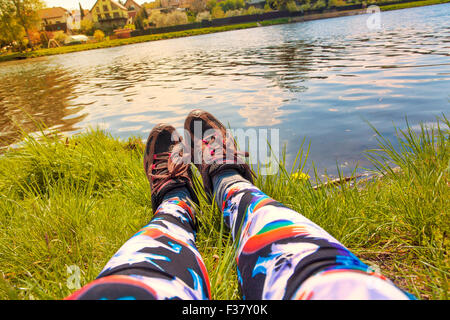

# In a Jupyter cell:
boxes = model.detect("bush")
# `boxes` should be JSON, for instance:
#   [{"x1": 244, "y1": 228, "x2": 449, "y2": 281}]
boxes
[
  {"x1": 124, "y1": 24, "x2": 136, "y2": 30},
  {"x1": 80, "y1": 19, "x2": 94, "y2": 36},
  {"x1": 224, "y1": 9, "x2": 244, "y2": 17},
  {"x1": 328, "y1": 0, "x2": 348, "y2": 7},
  {"x1": 93, "y1": 29, "x2": 105, "y2": 42},
  {"x1": 148, "y1": 10, "x2": 189, "y2": 28},
  {"x1": 166, "y1": 11, "x2": 189, "y2": 26},
  {"x1": 148, "y1": 11, "x2": 164, "y2": 28},
  {"x1": 246, "y1": 6, "x2": 264, "y2": 15},
  {"x1": 189, "y1": 0, "x2": 207, "y2": 13},
  {"x1": 211, "y1": 5, "x2": 225, "y2": 18},
  {"x1": 53, "y1": 31, "x2": 67, "y2": 44},
  {"x1": 196, "y1": 11, "x2": 212, "y2": 21},
  {"x1": 28, "y1": 30, "x2": 42, "y2": 48},
  {"x1": 39, "y1": 32, "x2": 49, "y2": 46}
]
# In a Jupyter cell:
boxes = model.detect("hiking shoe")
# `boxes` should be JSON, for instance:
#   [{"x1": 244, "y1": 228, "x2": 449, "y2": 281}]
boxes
[
  {"x1": 144, "y1": 123, "x2": 198, "y2": 211},
  {"x1": 184, "y1": 109, "x2": 255, "y2": 197}
]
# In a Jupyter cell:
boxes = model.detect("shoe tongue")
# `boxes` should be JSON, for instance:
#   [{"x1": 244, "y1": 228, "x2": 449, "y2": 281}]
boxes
[
  {"x1": 170, "y1": 142, "x2": 182, "y2": 154},
  {"x1": 155, "y1": 130, "x2": 174, "y2": 154},
  {"x1": 169, "y1": 143, "x2": 189, "y2": 166},
  {"x1": 190, "y1": 118, "x2": 214, "y2": 140}
]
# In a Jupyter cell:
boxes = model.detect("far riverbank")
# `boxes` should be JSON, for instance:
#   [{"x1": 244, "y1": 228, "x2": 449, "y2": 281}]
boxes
[{"x1": 0, "y1": 0, "x2": 449, "y2": 64}]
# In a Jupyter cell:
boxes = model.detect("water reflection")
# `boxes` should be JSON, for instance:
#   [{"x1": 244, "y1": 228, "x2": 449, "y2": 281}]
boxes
[{"x1": 0, "y1": 62, "x2": 87, "y2": 147}]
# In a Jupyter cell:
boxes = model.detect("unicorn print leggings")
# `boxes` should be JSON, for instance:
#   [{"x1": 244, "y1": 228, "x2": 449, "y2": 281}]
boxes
[{"x1": 66, "y1": 170, "x2": 413, "y2": 300}]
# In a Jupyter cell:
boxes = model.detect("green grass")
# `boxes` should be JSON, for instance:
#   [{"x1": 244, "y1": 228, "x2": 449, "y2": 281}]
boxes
[
  {"x1": 380, "y1": 0, "x2": 450, "y2": 11},
  {"x1": 0, "y1": 116, "x2": 449, "y2": 300}
]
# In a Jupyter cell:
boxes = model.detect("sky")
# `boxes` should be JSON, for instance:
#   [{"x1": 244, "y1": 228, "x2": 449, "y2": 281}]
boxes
[{"x1": 44, "y1": 0, "x2": 149, "y2": 10}]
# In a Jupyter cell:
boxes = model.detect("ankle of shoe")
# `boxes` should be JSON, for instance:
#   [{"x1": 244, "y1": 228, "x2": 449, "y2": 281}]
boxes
[
  {"x1": 163, "y1": 186, "x2": 192, "y2": 202},
  {"x1": 159, "y1": 185, "x2": 198, "y2": 231},
  {"x1": 212, "y1": 169, "x2": 249, "y2": 206},
  {"x1": 152, "y1": 179, "x2": 198, "y2": 212}
]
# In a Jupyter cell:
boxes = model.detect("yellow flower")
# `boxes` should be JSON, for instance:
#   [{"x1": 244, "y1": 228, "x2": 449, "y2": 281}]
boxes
[{"x1": 291, "y1": 172, "x2": 310, "y2": 181}]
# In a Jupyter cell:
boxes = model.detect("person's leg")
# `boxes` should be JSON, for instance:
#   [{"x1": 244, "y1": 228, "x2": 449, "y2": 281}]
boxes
[
  {"x1": 184, "y1": 109, "x2": 414, "y2": 300},
  {"x1": 213, "y1": 170, "x2": 413, "y2": 300},
  {"x1": 66, "y1": 188, "x2": 210, "y2": 300},
  {"x1": 66, "y1": 124, "x2": 210, "y2": 300}
]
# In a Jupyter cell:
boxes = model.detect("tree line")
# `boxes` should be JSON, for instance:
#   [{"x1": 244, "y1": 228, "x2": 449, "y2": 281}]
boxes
[
  {"x1": 131, "y1": 0, "x2": 377, "y2": 30},
  {"x1": 0, "y1": 0, "x2": 393, "y2": 52},
  {"x1": 0, "y1": 0, "x2": 43, "y2": 50}
]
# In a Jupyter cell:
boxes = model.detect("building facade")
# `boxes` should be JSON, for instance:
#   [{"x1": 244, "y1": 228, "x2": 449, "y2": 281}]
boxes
[
  {"x1": 91, "y1": 0, "x2": 128, "y2": 29},
  {"x1": 38, "y1": 7, "x2": 72, "y2": 32},
  {"x1": 124, "y1": 0, "x2": 143, "y2": 21}
]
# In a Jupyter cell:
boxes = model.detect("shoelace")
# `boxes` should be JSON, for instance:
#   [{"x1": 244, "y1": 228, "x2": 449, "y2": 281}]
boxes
[
  {"x1": 201, "y1": 132, "x2": 249, "y2": 164},
  {"x1": 150, "y1": 150, "x2": 189, "y2": 192}
]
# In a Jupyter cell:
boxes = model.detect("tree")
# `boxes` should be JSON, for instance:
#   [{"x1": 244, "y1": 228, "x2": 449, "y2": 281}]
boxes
[
  {"x1": 79, "y1": 2, "x2": 85, "y2": 20},
  {"x1": 145, "y1": 0, "x2": 161, "y2": 9},
  {"x1": 265, "y1": 0, "x2": 291, "y2": 10},
  {"x1": 9, "y1": 0, "x2": 44, "y2": 49},
  {"x1": 211, "y1": 5, "x2": 224, "y2": 18},
  {"x1": 219, "y1": 0, "x2": 245, "y2": 12},
  {"x1": 0, "y1": 1, "x2": 26, "y2": 49},
  {"x1": 80, "y1": 18, "x2": 94, "y2": 35},
  {"x1": 206, "y1": 0, "x2": 216, "y2": 11},
  {"x1": 189, "y1": 0, "x2": 207, "y2": 14},
  {"x1": 134, "y1": 7, "x2": 149, "y2": 30},
  {"x1": 286, "y1": 1, "x2": 298, "y2": 11}
]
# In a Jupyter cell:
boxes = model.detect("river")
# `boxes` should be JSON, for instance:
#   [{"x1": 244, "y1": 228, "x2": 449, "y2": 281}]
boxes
[{"x1": 1, "y1": 4, "x2": 449, "y2": 176}]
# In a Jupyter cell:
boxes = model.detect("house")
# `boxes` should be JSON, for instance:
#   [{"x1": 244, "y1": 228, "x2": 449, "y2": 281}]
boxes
[
  {"x1": 160, "y1": 0, "x2": 195, "y2": 9},
  {"x1": 67, "y1": 9, "x2": 91, "y2": 30},
  {"x1": 124, "y1": 0, "x2": 142, "y2": 21},
  {"x1": 91, "y1": 0, "x2": 129, "y2": 29},
  {"x1": 38, "y1": 7, "x2": 72, "y2": 33}
]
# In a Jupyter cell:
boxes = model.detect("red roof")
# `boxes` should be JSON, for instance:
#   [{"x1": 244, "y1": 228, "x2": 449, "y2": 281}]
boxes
[
  {"x1": 38, "y1": 7, "x2": 69, "y2": 20},
  {"x1": 111, "y1": 0, "x2": 127, "y2": 10}
]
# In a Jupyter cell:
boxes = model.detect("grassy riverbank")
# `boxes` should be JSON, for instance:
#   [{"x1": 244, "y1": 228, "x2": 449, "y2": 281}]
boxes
[
  {"x1": 1, "y1": 0, "x2": 449, "y2": 64},
  {"x1": 380, "y1": 0, "x2": 450, "y2": 10},
  {"x1": 0, "y1": 19, "x2": 288, "y2": 63},
  {"x1": 0, "y1": 117, "x2": 448, "y2": 300}
]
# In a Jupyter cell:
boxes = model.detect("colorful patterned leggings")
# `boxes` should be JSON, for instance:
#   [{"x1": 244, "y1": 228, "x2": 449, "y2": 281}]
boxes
[{"x1": 66, "y1": 171, "x2": 412, "y2": 300}]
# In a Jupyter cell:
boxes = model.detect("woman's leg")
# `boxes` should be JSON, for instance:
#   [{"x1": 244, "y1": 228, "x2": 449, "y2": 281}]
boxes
[
  {"x1": 67, "y1": 123, "x2": 210, "y2": 300},
  {"x1": 213, "y1": 170, "x2": 413, "y2": 300},
  {"x1": 66, "y1": 188, "x2": 210, "y2": 300}
]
